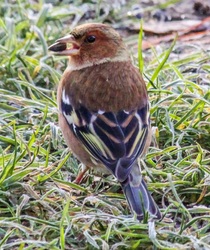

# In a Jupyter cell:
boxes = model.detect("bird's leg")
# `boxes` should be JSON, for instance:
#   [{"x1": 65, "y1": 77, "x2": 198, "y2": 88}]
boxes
[{"x1": 74, "y1": 165, "x2": 89, "y2": 184}]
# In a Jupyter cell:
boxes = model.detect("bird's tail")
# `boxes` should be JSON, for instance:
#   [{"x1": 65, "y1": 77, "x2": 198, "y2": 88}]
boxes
[{"x1": 121, "y1": 162, "x2": 161, "y2": 221}]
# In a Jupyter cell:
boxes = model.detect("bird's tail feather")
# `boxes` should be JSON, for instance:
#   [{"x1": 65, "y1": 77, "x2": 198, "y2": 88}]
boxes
[{"x1": 121, "y1": 162, "x2": 161, "y2": 221}]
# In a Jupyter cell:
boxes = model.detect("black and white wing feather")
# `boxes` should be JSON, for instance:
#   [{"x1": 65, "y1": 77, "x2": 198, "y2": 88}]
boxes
[{"x1": 61, "y1": 90, "x2": 150, "y2": 182}]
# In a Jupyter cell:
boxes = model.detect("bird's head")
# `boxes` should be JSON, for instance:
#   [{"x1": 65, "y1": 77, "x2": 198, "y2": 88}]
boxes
[{"x1": 49, "y1": 23, "x2": 130, "y2": 69}]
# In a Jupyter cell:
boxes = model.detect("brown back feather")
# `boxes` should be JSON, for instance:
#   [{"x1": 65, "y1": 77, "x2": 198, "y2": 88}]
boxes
[{"x1": 62, "y1": 61, "x2": 148, "y2": 112}]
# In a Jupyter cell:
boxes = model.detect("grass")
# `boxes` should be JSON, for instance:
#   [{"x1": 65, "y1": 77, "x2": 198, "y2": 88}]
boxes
[{"x1": 0, "y1": 0, "x2": 210, "y2": 249}]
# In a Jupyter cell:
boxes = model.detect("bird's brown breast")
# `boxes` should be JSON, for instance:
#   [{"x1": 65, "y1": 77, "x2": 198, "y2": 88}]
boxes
[{"x1": 60, "y1": 61, "x2": 147, "y2": 112}]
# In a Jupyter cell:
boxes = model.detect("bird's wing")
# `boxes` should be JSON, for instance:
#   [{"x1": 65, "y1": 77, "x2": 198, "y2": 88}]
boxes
[{"x1": 61, "y1": 91, "x2": 149, "y2": 182}]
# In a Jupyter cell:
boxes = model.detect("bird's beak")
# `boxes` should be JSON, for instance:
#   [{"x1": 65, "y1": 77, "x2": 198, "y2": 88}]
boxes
[{"x1": 48, "y1": 34, "x2": 80, "y2": 56}]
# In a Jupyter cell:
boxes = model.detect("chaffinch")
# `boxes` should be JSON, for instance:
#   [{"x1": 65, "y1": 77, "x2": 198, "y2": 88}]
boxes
[{"x1": 49, "y1": 23, "x2": 161, "y2": 221}]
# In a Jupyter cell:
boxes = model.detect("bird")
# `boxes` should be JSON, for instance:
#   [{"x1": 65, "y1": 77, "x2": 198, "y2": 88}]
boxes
[{"x1": 48, "y1": 23, "x2": 161, "y2": 221}]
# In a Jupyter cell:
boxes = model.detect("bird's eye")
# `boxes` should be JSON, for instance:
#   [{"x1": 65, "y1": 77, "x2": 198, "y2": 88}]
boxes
[{"x1": 85, "y1": 35, "x2": 96, "y2": 43}]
